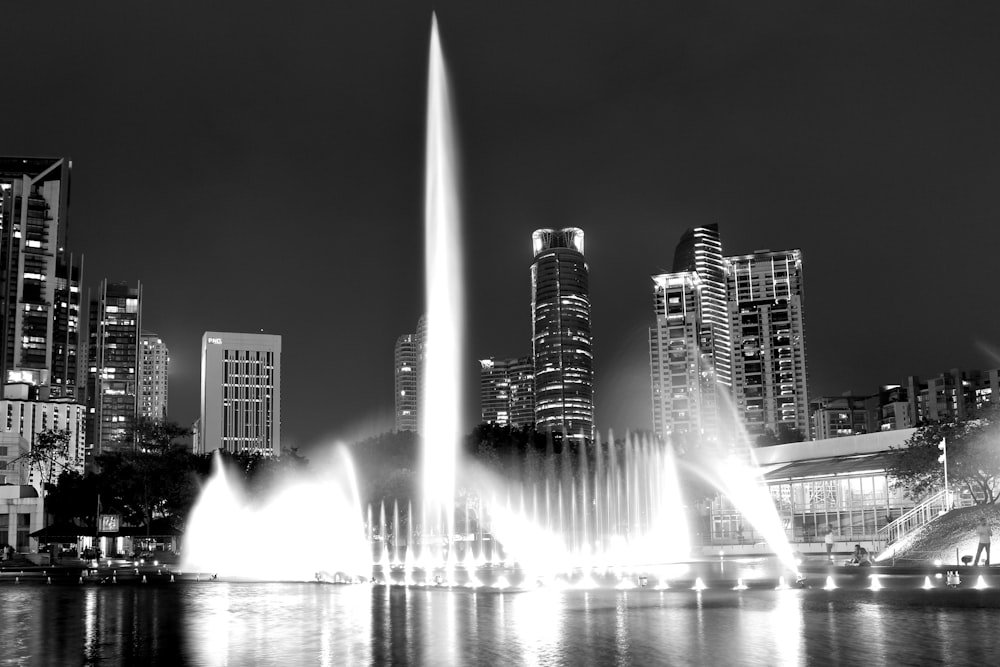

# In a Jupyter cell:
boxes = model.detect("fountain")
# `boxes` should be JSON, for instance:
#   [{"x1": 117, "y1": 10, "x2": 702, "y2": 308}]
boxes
[{"x1": 182, "y1": 13, "x2": 796, "y2": 587}]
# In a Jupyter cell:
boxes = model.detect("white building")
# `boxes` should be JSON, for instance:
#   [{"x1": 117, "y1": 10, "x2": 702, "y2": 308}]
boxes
[
  {"x1": 0, "y1": 383, "x2": 86, "y2": 492},
  {"x1": 199, "y1": 332, "x2": 281, "y2": 455}
]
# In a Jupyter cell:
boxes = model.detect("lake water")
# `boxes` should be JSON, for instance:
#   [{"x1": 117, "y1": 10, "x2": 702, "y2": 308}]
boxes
[{"x1": 2, "y1": 580, "x2": 1000, "y2": 666}]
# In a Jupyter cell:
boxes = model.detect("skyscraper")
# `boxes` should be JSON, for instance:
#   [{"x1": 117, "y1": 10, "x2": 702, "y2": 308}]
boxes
[
  {"x1": 530, "y1": 228, "x2": 594, "y2": 444},
  {"x1": 394, "y1": 315, "x2": 426, "y2": 433},
  {"x1": 672, "y1": 224, "x2": 731, "y2": 391},
  {"x1": 139, "y1": 332, "x2": 169, "y2": 421},
  {"x1": 649, "y1": 272, "x2": 719, "y2": 444},
  {"x1": 0, "y1": 157, "x2": 83, "y2": 400},
  {"x1": 394, "y1": 332, "x2": 420, "y2": 432},
  {"x1": 479, "y1": 356, "x2": 535, "y2": 427},
  {"x1": 86, "y1": 280, "x2": 142, "y2": 458},
  {"x1": 725, "y1": 249, "x2": 809, "y2": 441},
  {"x1": 650, "y1": 224, "x2": 733, "y2": 446},
  {"x1": 199, "y1": 331, "x2": 281, "y2": 455},
  {"x1": 651, "y1": 228, "x2": 809, "y2": 448}
]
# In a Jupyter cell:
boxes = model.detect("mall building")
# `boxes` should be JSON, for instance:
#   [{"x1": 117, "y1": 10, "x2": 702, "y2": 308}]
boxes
[{"x1": 708, "y1": 428, "x2": 927, "y2": 555}]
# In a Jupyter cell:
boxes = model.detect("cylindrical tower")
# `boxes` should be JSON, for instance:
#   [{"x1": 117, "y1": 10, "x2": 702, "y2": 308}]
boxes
[{"x1": 530, "y1": 228, "x2": 594, "y2": 446}]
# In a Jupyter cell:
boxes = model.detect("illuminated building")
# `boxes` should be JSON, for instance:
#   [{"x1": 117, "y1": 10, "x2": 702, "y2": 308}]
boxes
[
  {"x1": 394, "y1": 315, "x2": 426, "y2": 433},
  {"x1": 650, "y1": 224, "x2": 732, "y2": 446},
  {"x1": 530, "y1": 228, "x2": 593, "y2": 444},
  {"x1": 0, "y1": 383, "x2": 86, "y2": 491},
  {"x1": 480, "y1": 356, "x2": 534, "y2": 427},
  {"x1": 672, "y1": 224, "x2": 731, "y2": 390},
  {"x1": 810, "y1": 393, "x2": 880, "y2": 440},
  {"x1": 725, "y1": 249, "x2": 810, "y2": 442},
  {"x1": 649, "y1": 272, "x2": 719, "y2": 444},
  {"x1": 85, "y1": 280, "x2": 142, "y2": 458},
  {"x1": 906, "y1": 368, "x2": 1000, "y2": 424},
  {"x1": 139, "y1": 333, "x2": 169, "y2": 420},
  {"x1": 0, "y1": 157, "x2": 83, "y2": 400},
  {"x1": 199, "y1": 331, "x2": 281, "y2": 455},
  {"x1": 394, "y1": 333, "x2": 419, "y2": 432}
]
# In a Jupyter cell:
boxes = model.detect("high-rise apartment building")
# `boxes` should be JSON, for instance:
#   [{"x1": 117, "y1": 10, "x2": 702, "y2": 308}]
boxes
[
  {"x1": 0, "y1": 157, "x2": 83, "y2": 400},
  {"x1": 906, "y1": 369, "x2": 1000, "y2": 425},
  {"x1": 530, "y1": 228, "x2": 594, "y2": 444},
  {"x1": 479, "y1": 356, "x2": 535, "y2": 427},
  {"x1": 394, "y1": 315, "x2": 426, "y2": 433},
  {"x1": 86, "y1": 281, "x2": 142, "y2": 458},
  {"x1": 649, "y1": 272, "x2": 720, "y2": 444},
  {"x1": 650, "y1": 228, "x2": 810, "y2": 447},
  {"x1": 650, "y1": 224, "x2": 733, "y2": 446},
  {"x1": 394, "y1": 333, "x2": 419, "y2": 432},
  {"x1": 199, "y1": 332, "x2": 281, "y2": 455},
  {"x1": 672, "y1": 224, "x2": 731, "y2": 391},
  {"x1": 725, "y1": 249, "x2": 809, "y2": 441},
  {"x1": 139, "y1": 332, "x2": 169, "y2": 421}
]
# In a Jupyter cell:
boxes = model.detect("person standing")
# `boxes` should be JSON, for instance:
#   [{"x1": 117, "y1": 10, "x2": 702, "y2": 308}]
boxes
[
  {"x1": 824, "y1": 527, "x2": 835, "y2": 561},
  {"x1": 974, "y1": 517, "x2": 992, "y2": 566}
]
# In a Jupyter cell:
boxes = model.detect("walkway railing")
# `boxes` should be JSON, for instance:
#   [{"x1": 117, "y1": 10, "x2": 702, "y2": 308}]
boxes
[{"x1": 876, "y1": 489, "x2": 961, "y2": 548}]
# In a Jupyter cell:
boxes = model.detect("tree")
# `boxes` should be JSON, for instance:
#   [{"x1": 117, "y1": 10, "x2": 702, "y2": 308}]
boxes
[
  {"x1": 887, "y1": 407, "x2": 1000, "y2": 505},
  {"x1": 13, "y1": 428, "x2": 72, "y2": 490},
  {"x1": 120, "y1": 416, "x2": 191, "y2": 453},
  {"x1": 46, "y1": 469, "x2": 99, "y2": 524},
  {"x1": 96, "y1": 419, "x2": 200, "y2": 531}
]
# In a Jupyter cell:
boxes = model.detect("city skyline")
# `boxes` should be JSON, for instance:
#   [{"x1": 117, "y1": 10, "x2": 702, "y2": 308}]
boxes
[{"x1": 3, "y1": 3, "x2": 1000, "y2": 453}]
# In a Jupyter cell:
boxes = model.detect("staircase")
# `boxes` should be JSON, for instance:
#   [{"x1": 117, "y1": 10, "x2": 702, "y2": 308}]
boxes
[{"x1": 877, "y1": 489, "x2": 965, "y2": 549}]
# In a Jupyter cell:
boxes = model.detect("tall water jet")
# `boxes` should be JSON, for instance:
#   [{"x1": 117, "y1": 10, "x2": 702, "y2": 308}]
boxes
[{"x1": 420, "y1": 14, "x2": 464, "y2": 556}]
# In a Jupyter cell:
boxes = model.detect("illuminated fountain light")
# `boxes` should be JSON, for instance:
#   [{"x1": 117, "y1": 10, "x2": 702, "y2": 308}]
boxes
[
  {"x1": 824, "y1": 576, "x2": 836, "y2": 591},
  {"x1": 975, "y1": 576, "x2": 988, "y2": 590},
  {"x1": 685, "y1": 451, "x2": 797, "y2": 571},
  {"x1": 733, "y1": 578, "x2": 748, "y2": 591},
  {"x1": 420, "y1": 12, "x2": 463, "y2": 556},
  {"x1": 573, "y1": 575, "x2": 599, "y2": 590},
  {"x1": 692, "y1": 577, "x2": 707, "y2": 591},
  {"x1": 615, "y1": 579, "x2": 636, "y2": 590},
  {"x1": 183, "y1": 451, "x2": 370, "y2": 581},
  {"x1": 869, "y1": 575, "x2": 882, "y2": 591},
  {"x1": 494, "y1": 576, "x2": 511, "y2": 590},
  {"x1": 775, "y1": 576, "x2": 789, "y2": 590},
  {"x1": 922, "y1": 576, "x2": 935, "y2": 590}
]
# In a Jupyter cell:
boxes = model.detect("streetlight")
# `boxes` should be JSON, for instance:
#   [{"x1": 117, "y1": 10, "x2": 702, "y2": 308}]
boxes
[{"x1": 937, "y1": 437, "x2": 950, "y2": 510}]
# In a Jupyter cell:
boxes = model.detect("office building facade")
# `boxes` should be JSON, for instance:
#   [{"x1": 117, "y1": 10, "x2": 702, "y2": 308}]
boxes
[
  {"x1": 530, "y1": 228, "x2": 594, "y2": 444},
  {"x1": 139, "y1": 332, "x2": 169, "y2": 421},
  {"x1": 199, "y1": 332, "x2": 281, "y2": 455},
  {"x1": 86, "y1": 280, "x2": 142, "y2": 458},
  {"x1": 479, "y1": 356, "x2": 535, "y2": 428},
  {"x1": 0, "y1": 157, "x2": 83, "y2": 400}
]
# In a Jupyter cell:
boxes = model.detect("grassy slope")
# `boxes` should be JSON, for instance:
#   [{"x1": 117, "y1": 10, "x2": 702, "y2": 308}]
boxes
[{"x1": 883, "y1": 504, "x2": 1000, "y2": 565}]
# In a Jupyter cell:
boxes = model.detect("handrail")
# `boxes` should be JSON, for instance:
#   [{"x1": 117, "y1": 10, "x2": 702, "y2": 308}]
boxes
[{"x1": 876, "y1": 489, "x2": 952, "y2": 547}]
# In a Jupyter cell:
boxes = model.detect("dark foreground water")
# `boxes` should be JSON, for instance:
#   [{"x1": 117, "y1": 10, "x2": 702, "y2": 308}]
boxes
[{"x1": 2, "y1": 581, "x2": 1000, "y2": 666}]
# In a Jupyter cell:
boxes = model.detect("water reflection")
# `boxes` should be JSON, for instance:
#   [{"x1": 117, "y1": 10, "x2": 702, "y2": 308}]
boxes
[{"x1": 3, "y1": 583, "x2": 1000, "y2": 665}]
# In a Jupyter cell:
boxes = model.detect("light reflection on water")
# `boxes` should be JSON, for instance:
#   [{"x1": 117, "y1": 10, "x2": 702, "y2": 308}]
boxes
[{"x1": 3, "y1": 583, "x2": 1000, "y2": 665}]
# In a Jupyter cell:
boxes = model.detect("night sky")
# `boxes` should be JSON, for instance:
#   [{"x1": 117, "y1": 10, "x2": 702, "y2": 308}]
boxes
[{"x1": 4, "y1": 2, "x2": 1000, "y2": 454}]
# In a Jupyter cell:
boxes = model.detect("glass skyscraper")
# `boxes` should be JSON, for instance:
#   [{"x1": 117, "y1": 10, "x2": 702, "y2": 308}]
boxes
[
  {"x1": 86, "y1": 280, "x2": 142, "y2": 458},
  {"x1": 0, "y1": 157, "x2": 83, "y2": 400},
  {"x1": 530, "y1": 228, "x2": 593, "y2": 445}
]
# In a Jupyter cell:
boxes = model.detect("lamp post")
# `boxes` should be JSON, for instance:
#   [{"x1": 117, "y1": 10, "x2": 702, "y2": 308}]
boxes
[{"x1": 938, "y1": 437, "x2": 950, "y2": 510}]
